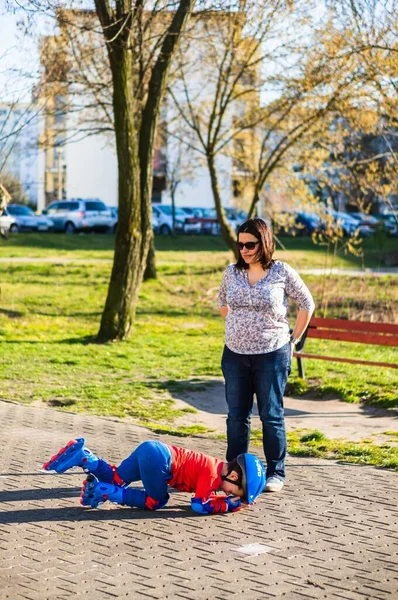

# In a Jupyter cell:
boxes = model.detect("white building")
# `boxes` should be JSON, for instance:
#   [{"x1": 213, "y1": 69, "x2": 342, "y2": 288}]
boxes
[
  {"x1": 46, "y1": 109, "x2": 230, "y2": 210},
  {"x1": 64, "y1": 132, "x2": 118, "y2": 207}
]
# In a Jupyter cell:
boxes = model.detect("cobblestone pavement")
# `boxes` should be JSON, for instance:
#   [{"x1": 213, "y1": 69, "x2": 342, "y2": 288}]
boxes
[{"x1": 0, "y1": 400, "x2": 397, "y2": 600}]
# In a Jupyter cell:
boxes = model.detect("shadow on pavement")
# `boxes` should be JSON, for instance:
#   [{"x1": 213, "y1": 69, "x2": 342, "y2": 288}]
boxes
[
  {"x1": 285, "y1": 409, "x2": 383, "y2": 418},
  {"x1": 163, "y1": 379, "x2": 235, "y2": 416},
  {"x1": 0, "y1": 505, "x2": 194, "y2": 524},
  {"x1": 0, "y1": 487, "x2": 80, "y2": 502}
]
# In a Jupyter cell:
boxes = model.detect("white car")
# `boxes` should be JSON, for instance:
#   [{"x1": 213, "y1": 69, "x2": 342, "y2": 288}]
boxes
[
  {"x1": 349, "y1": 212, "x2": 379, "y2": 230},
  {"x1": 180, "y1": 207, "x2": 207, "y2": 234},
  {"x1": 225, "y1": 207, "x2": 247, "y2": 232},
  {"x1": 332, "y1": 210, "x2": 373, "y2": 237},
  {"x1": 152, "y1": 205, "x2": 191, "y2": 235},
  {"x1": 324, "y1": 209, "x2": 373, "y2": 237},
  {"x1": 43, "y1": 199, "x2": 112, "y2": 233},
  {"x1": 3, "y1": 204, "x2": 54, "y2": 232},
  {"x1": 0, "y1": 209, "x2": 18, "y2": 233},
  {"x1": 108, "y1": 207, "x2": 159, "y2": 234}
]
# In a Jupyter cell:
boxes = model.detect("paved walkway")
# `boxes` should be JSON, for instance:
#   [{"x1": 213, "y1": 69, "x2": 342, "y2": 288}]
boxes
[
  {"x1": 0, "y1": 400, "x2": 397, "y2": 600},
  {"x1": 171, "y1": 379, "x2": 398, "y2": 444}
]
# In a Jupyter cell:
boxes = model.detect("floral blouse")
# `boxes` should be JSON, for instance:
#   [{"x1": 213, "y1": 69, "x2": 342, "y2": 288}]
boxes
[{"x1": 218, "y1": 260, "x2": 315, "y2": 355}]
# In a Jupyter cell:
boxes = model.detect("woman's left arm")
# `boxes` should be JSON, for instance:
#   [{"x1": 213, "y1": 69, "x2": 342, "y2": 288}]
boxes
[
  {"x1": 291, "y1": 309, "x2": 313, "y2": 342},
  {"x1": 284, "y1": 263, "x2": 315, "y2": 345}
]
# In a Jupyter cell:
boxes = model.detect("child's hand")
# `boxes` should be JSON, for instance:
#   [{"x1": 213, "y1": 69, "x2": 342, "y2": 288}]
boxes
[{"x1": 231, "y1": 497, "x2": 251, "y2": 509}]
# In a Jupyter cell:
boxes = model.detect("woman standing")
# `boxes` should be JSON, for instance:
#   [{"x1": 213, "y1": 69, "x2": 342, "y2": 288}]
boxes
[{"x1": 218, "y1": 218, "x2": 315, "y2": 492}]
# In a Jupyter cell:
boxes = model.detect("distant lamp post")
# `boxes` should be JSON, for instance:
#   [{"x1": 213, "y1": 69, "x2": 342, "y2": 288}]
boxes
[{"x1": 56, "y1": 146, "x2": 63, "y2": 201}]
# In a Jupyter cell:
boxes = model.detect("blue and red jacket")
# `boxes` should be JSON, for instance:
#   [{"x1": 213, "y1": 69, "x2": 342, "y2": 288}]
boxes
[{"x1": 167, "y1": 445, "x2": 242, "y2": 514}]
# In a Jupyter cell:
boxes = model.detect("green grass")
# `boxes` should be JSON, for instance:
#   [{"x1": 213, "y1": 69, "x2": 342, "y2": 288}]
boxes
[
  {"x1": 0, "y1": 235, "x2": 396, "y2": 438},
  {"x1": 141, "y1": 423, "x2": 214, "y2": 437},
  {"x1": 287, "y1": 336, "x2": 398, "y2": 407},
  {"x1": 0, "y1": 232, "x2": 116, "y2": 259},
  {"x1": 0, "y1": 231, "x2": 397, "y2": 269},
  {"x1": 286, "y1": 429, "x2": 398, "y2": 471}
]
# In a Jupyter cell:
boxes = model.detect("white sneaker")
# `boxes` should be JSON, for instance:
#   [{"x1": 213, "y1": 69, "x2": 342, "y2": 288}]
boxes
[{"x1": 265, "y1": 476, "x2": 284, "y2": 492}]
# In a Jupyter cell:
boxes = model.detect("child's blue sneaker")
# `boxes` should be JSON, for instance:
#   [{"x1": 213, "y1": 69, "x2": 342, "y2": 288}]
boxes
[
  {"x1": 43, "y1": 438, "x2": 97, "y2": 473},
  {"x1": 80, "y1": 474, "x2": 125, "y2": 508}
]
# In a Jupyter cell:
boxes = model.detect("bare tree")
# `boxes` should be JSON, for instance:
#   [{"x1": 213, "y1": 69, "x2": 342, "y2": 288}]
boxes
[{"x1": 169, "y1": 0, "x2": 398, "y2": 254}]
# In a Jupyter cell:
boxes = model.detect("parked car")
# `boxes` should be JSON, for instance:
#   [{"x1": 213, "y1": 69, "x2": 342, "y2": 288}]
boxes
[
  {"x1": 295, "y1": 212, "x2": 323, "y2": 234},
  {"x1": 109, "y1": 207, "x2": 118, "y2": 233},
  {"x1": 273, "y1": 211, "x2": 323, "y2": 236},
  {"x1": 42, "y1": 199, "x2": 113, "y2": 233},
  {"x1": 181, "y1": 207, "x2": 203, "y2": 218},
  {"x1": 180, "y1": 207, "x2": 207, "y2": 234},
  {"x1": 108, "y1": 207, "x2": 159, "y2": 234},
  {"x1": 274, "y1": 209, "x2": 373, "y2": 237},
  {"x1": 348, "y1": 212, "x2": 380, "y2": 230},
  {"x1": 0, "y1": 208, "x2": 18, "y2": 233},
  {"x1": 183, "y1": 206, "x2": 248, "y2": 234},
  {"x1": 329, "y1": 210, "x2": 373, "y2": 237},
  {"x1": 151, "y1": 211, "x2": 159, "y2": 233},
  {"x1": 225, "y1": 207, "x2": 247, "y2": 232},
  {"x1": 3, "y1": 204, "x2": 54, "y2": 232},
  {"x1": 375, "y1": 213, "x2": 398, "y2": 236},
  {"x1": 152, "y1": 205, "x2": 190, "y2": 235},
  {"x1": 184, "y1": 207, "x2": 220, "y2": 234}
]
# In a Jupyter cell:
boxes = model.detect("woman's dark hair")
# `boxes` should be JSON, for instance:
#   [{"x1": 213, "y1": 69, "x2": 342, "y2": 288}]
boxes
[{"x1": 235, "y1": 218, "x2": 275, "y2": 270}]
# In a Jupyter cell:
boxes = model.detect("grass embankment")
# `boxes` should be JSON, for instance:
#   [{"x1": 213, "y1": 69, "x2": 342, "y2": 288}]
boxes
[
  {"x1": 0, "y1": 234, "x2": 397, "y2": 469},
  {"x1": 253, "y1": 429, "x2": 398, "y2": 471}
]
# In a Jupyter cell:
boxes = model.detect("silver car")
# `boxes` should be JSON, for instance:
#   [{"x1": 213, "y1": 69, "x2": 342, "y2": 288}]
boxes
[
  {"x1": 0, "y1": 209, "x2": 18, "y2": 233},
  {"x1": 152, "y1": 205, "x2": 196, "y2": 235},
  {"x1": 3, "y1": 204, "x2": 54, "y2": 232},
  {"x1": 108, "y1": 206, "x2": 159, "y2": 234},
  {"x1": 43, "y1": 199, "x2": 113, "y2": 233}
]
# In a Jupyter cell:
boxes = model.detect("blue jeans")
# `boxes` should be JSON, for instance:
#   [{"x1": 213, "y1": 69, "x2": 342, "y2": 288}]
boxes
[{"x1": 221, "y1": 343, "x2": 291, "y2": 479}]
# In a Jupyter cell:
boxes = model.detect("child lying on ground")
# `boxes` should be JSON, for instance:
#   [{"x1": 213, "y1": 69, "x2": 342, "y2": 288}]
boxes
[{"x1": 43, "y1": 438, "x2": 266, "y2": 514}]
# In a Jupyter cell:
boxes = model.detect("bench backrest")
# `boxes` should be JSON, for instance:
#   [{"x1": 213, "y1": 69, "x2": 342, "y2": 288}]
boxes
[{"x1": 306, "y1": 317, "x2": 398, "y2": 347}]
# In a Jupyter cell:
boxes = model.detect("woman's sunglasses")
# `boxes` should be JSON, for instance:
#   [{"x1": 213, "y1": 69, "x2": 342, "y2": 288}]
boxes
[{"x1": 236, "y1": 241, "x2": 260, "y2": 251}]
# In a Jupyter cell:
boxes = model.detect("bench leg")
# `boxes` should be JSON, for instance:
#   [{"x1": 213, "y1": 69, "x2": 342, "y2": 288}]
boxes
[{"x1": 297, "y1": 356, "x2": 305, "y2": 379}]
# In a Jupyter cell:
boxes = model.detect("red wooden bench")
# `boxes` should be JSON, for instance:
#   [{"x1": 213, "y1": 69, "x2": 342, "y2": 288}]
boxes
[{"x1": 293, "y1": 317, "x2": 398, "y2": 379}]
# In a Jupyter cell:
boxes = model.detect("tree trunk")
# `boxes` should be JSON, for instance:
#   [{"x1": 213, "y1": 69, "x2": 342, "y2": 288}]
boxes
[
  {"x1": 97, "y1": 42, "x2": 150, "y2": 342},
  {"x1": 144, "y1": 239, "x2": 157, "y2": 280},
  {"x1": 248, "y1": 187, "x2": 260, "y2": 219},
  {"x1": 171, "y1": 186, "x2": 176, "y2": 234},
  {"x1": 207, "y1": 153, "x2": 239, "y2": 258},
  {"x1": 95, "y1": 0, "x2": 195, "y2": 341}
]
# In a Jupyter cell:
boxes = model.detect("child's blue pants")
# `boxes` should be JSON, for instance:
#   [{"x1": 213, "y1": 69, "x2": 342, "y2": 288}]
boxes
[{"x1": 90, "y1": 440, "x2": 172, "y2": 509}]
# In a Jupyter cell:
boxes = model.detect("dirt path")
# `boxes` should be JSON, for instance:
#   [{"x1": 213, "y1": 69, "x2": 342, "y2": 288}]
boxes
[{"x1": 171, "y1": 377, "x2": 398, "y2": 444}]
